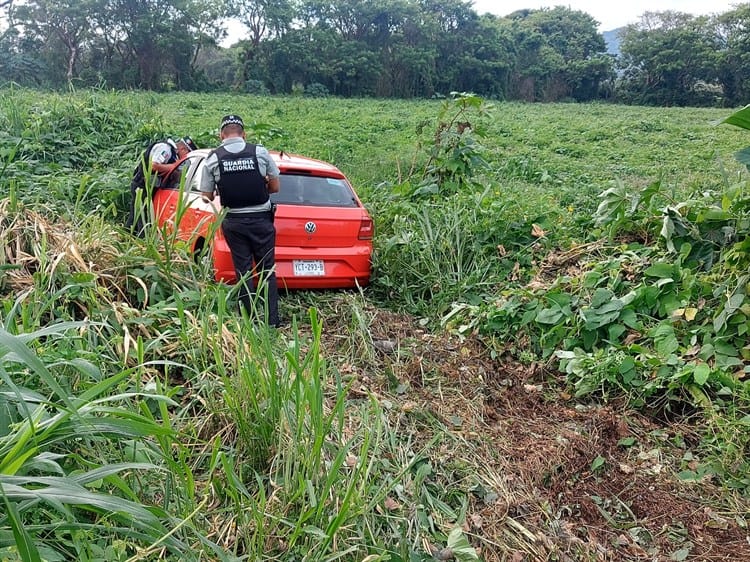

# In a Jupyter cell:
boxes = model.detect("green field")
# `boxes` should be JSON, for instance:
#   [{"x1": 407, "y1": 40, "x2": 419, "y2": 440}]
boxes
[{"x1": 1, "y1": 89, "x2": 750, "y2": 561}]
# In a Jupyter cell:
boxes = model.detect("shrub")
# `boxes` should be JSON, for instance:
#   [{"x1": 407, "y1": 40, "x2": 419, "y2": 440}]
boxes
[
  {"x1": 305, "y1": 82, "x2": 329, "y2": 98},
  {"x1": 245, "y1": 79, "x2": 270, "y2": 95}
]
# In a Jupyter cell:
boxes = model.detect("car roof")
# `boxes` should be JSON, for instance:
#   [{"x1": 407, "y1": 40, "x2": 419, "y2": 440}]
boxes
[
  {"x1": 188, "y1": 147, "x2": 346, "y2": 178},
  {"x1": 272, "y1": 151, "x2": 346, "y2": 178}
]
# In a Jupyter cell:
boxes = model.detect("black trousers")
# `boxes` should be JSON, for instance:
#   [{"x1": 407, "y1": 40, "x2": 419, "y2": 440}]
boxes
[
  {"x1": 126, "y1": 179, "x2": 163, "y2": 238},
  {"x1": 125, "y1": 182, "x2": 147, "y2": 237},
  {"x1": 221, "y1": 212, "x2": 279, "y2": 326}
]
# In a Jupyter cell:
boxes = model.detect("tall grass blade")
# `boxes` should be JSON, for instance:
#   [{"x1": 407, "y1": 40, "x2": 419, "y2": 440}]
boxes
[
  {"x1": 0, "y1": 323, "x2": 87, "y2": 412},
  {"x1": 1, "y1": 492, "x2": 41, "y2": 562},
  {"x1": 0, "y1": 473, "x2": 183, "y2": 549}
]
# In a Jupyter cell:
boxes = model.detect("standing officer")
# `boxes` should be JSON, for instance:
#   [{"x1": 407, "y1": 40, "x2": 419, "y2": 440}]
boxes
[{"x1": 199, "y1": 114, "x2": 281, "y2": 327}]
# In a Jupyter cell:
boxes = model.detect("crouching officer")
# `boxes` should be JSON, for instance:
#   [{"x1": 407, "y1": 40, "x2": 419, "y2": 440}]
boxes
[
  {"x1": 199, "y1": 114, "x2": 281, "y2": 327},
  {"x1": 127, "y1": 137, "x2": 197, "y2": 236}
]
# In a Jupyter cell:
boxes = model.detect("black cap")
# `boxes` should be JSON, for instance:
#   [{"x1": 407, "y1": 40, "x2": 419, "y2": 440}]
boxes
[
  {"x1": 220, "y1": 114, "x2": 244, "y2": 130},
  {"x1": 179, "y1": 136, "x2": 197, "y2": 151}
]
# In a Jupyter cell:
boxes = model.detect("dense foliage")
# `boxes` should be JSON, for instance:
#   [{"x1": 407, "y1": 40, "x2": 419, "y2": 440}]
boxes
[
  {"x1": 3, "y1": 1, "x2": 750, "y2": 105},
  {"x1": 1, "y1": 89, "x2": 750, "y2": 559}
]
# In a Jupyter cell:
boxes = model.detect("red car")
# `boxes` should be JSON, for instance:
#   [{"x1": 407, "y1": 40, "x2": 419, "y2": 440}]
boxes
[{"x1": 152, "y1": 149, "x2": 373, "y2": 289}]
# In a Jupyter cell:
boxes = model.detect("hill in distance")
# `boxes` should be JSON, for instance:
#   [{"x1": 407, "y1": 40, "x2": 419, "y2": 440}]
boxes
[{"x1": 602, "y1": 27, "x2": 624, "y2": 56}]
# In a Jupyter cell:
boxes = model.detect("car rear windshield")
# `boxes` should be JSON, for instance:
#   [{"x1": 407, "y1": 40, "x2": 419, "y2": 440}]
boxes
[{"x1": 271, "y1": 175, "x2": 358, "y2": 207}]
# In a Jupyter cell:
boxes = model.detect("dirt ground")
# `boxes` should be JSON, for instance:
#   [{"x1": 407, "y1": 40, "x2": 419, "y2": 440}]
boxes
[{"x1": 318, "y1": 305, "x2": 750, "y2": 562}]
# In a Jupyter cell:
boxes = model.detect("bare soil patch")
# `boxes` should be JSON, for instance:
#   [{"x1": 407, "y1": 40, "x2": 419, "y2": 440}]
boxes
[{"x1": 318, "y1": 305, "x2": 750, "y2": 561}]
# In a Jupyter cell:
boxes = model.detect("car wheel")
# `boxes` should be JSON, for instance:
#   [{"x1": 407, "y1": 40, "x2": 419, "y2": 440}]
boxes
[{"x1": 192, "y1": 237, "x2": 206, "y2": 263}]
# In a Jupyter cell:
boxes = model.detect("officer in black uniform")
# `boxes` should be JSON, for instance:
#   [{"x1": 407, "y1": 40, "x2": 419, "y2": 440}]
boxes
[{"x1": 199, "y1": 115, "x2": 281, "y2": 327}]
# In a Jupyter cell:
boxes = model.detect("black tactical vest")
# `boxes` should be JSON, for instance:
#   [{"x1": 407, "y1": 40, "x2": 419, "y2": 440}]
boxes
[{"x1": 213, "y1": 143, "x2": 268, "y2": 208}]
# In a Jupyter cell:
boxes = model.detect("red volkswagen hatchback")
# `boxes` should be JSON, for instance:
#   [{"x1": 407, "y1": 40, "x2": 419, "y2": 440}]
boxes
[{"x1": 152, "y1": 149, "x2": 373, "y2": 289}]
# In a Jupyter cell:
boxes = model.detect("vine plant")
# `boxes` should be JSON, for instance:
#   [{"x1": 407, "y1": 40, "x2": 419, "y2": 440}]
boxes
[{"x1": 468, "y1": 107, "x2": 750, "y2": 414}]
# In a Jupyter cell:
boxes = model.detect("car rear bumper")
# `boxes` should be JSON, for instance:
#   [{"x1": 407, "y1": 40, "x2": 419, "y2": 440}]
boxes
[{"x1": 212, "y1": 240, "x2": 372, "y2": 289}]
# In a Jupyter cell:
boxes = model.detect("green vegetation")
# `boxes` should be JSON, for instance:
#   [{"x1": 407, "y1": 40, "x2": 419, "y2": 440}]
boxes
[
  {"x1": 1, "y1": 88, "x2": 750, "y2": 560},
  {"x1": 4, "y1": 1, "x2": 750, "y2": 106}
]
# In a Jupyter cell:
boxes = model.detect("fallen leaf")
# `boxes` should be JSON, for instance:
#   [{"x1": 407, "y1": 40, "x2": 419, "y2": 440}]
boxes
[
  {"x1": 373, "y1": 339, "x2": 396, "y2": 353},
  {"x1": 434, "y1": 548, "x2": 454, "y2": 561},
  {"x1": 704, "y1": 508, "x2": 729, "y2": 529},
  {"x1": 401, "y1": 401, "x2": 418, "y2": 412},
  {"x1": 637, "y1": 449, "x2": 660, "y2": 460},
  {"x1": 449, "y1": 415, "x2": 463, "y2": 427},
  {"x1": 614, "y1": 534, "x2": 630, "y2": 546},
  {"x1": 446, "y1": 527, "x2": 480, "y2": 560},
  {"x1": 531, "y1": 223, "x2": 546, "y2": 238},
  {"x1": 509, "y1": 261, "x2": 521, "y2": 281},
  {"x1": 671, "y1": 547, "x2": 690, "y2": 561},
  {"x1": 384, "y1": 497, "x2": 400, "y2": 511}
]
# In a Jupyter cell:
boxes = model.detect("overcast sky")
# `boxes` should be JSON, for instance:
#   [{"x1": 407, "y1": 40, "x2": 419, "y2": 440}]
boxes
[{"x1": 471, "y1": 1, "x2": 741, "y2": 30}]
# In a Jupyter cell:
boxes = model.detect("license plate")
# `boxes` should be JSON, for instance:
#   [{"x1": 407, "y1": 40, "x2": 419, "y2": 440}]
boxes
[{"x1": 293, "y1": 260, "x2": 325, "y2": 276}]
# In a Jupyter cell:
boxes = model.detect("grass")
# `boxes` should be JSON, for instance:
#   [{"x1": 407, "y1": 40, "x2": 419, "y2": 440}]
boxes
[{"x1": 1, "y1": 87, "x2": 749, "y2": 560}]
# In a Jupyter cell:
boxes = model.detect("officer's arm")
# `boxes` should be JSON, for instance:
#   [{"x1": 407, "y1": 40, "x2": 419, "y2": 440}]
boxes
[
  {"x1": 267, "y1": 176, "x2": 280, "y2": 194},
  {"x1": 200, "y1": 154, "x2": 218, "y2": 201},
  {"x1": 151, "y1": 161, "x2": 174, "y2": 174},
  {"x1": 260, "y1": 149, "x2": 280, "y2": 194}
]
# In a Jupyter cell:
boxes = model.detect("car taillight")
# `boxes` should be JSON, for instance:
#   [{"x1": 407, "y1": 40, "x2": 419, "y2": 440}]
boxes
[{"x1": 358, "y1": 217, "x2": 373, "y2": 240}]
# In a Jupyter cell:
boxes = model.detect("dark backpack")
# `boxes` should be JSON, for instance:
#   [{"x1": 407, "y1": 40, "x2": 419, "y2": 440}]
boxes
[{"x1": 130, "y1": 140, "x2": 177, "y2": 190}]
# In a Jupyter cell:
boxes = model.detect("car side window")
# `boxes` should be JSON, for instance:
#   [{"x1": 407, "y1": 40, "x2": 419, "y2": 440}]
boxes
[
  {"x1": 272, "y1": 175, "x2": 357, "y2": 207},
  {"x1": 186, "y1": 155, "x2": 208, "y2": 192},
  {"x1": 159, "y1": 154, "x2": 202, "y2": 191}
]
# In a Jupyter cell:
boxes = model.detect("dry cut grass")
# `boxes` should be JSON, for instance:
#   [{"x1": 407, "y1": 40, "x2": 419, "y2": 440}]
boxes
[{"x1": 315, "y1": 302, "x2": 750, "y2": 561}]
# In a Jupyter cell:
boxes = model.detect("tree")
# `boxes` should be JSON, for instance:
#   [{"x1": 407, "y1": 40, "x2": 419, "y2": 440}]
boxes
[
  {"x1": 254, "y1": 27, "x2": 330, "y2": 93},
  {"x1": 431, "y1": 13, "x2": 514, "y2": 99},
  {"x1": 376, "y1": 0, "x2": 438, "y2": 97},
  {"x1": 420, "y1": 0, "x2": 479, "y2": 97},
  {"x1": 91, "y1": 0, "x2": 226, "y2": 90},
  {"x1": 717, "y1": 4, "x2": 750, "y2": 106},
  {"x1": 231, "y1": 0, "x2": 294, "y2": 47},
  {"x1": 12, "y1": 0, "x2": 102, "y2": 82},
  {"x1": 166, "y1": 0, "x2": 227, "y2": 89},
  {"x1": 504, "y1": 6, "x2": 612, "y2": 102},
  {"x1": 617, "y1": 11, "x2": 721, "y2": 106},
  {"x1": 102, "y1": 0, "x2": 170, "y2": 89},
  {"x1": 279, "y1": 0, "x2": 439, "y2": 97},
  {"x1": 0, "y1": 26, "x2": 47, "y2": 86}
]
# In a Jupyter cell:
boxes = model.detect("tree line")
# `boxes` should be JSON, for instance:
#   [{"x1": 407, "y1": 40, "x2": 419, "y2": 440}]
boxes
[{"x1": 1, "y1": 0, "x2": 750, "y2": 107}]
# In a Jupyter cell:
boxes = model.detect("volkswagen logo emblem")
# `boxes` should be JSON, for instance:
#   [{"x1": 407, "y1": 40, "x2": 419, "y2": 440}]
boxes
[{"x1": 304, "y1": 221, "x2": 317, "y2": 234}]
